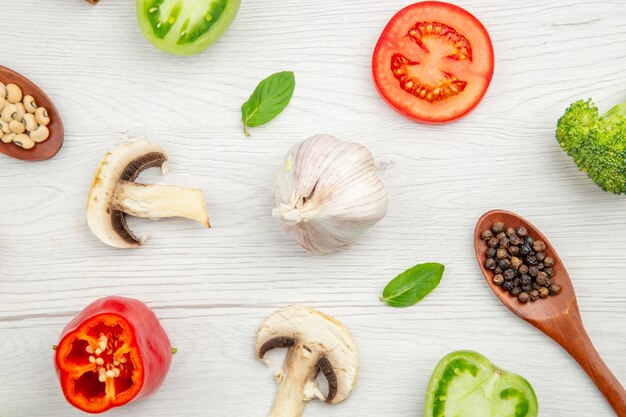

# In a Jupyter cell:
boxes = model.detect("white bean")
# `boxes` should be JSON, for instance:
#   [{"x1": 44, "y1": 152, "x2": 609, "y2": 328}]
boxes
[
  {"x1": 6, "y1": 84, "x2": 22, "y2": 104},
  {"x1": 0, "y1": 120, "x2": 10, "y2": 134},
  {"x1": 14, "y1": 103, "x2": 25, "y2": 122},
  {"x1": 23, "y1": 95, "x2": 37, "y2": 113},
  {"x1": 13, "y1": 133, "x2": 34, "y2": 149},
  {"x1": 1, "y1": 104, "x2": 17, "y2": 122},
  {"x1": 9, "y1": 120, "x2": 25, "y2": 134},
  {"x1": 23, "y1": 113, "x2": 38, "y2": 132},
  {"x1": 1, "y1": 133, "x2": 16, "y2": 144},
  {"x1": 0, "y1": 82, "x2": 6, "y2": 99},
  {"x1": 30, "y1": 125, "x2": 49, "y2": 143},
  {"x1": 35, "y1": 107, "x2": 50, "y2": 126}
]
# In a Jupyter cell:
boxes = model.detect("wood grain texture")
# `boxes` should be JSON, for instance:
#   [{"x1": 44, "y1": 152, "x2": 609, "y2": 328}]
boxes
[
  {"x1": 0, "y1": 0, "x2": 625, "y2": 416},
  {"x1": 475, "y1": 210, "x2": 626, "y2": 415}
]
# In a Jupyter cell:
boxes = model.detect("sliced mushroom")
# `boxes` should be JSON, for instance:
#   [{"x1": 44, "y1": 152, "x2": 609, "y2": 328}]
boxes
[
  {"x1": 256, "y1": 305, "x2": 359, "y2": 417},
  {"x1": 87, "y1": 141, "x2": 211, "y2": 248}
]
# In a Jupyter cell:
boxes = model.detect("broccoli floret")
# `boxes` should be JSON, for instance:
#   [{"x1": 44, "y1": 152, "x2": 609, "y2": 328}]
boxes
[{"x1": 556, "y1": 98, "x2": 626, "y2": 194}]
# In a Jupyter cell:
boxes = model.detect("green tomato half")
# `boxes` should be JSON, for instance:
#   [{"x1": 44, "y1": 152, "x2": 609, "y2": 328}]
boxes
[
  {"x1": 137, "y1": 0, "x2": 240, "y2": 56},
  {"x1": 425, "y1": 351, "x2": 538, "y2": 417}
]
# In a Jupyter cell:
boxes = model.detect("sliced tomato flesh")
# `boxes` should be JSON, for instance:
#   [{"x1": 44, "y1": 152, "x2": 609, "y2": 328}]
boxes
[
  {"x1": 56, "y1": 314, "x2": 143, "y2": 413},
  {"x1": 372, "y1": 1, "x2": 494, "y2": 123}
]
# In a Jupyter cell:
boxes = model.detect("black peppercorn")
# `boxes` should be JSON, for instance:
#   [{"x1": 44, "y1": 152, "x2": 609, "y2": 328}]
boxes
[
  {"x1": 517, "y1": 226, "x2": 528, "y2": 237},
  {"x1": 530, "y1": 290, "x2": 540, "y2": 301},
  {"x1": 536, "y1": 272, "x2": 548, "y2": 286},
  {"x1": 528, "y1": 266, "x2": 540, "y2": 277},
  {"x1": 526, "y1": 236, "x2": 534, "y2": 245},
  {"x1": 521, "y1": 283, "x2": 532, "y2": 292},
  {"x1": 533, "y1": 240, "x2": 546, "y2": 252},
  {"x1": 509, "y1": 235, "x2": 523, "y2": 246},
  {"x1": 488, "y1": 237, "x2": 499, "y2": 248},
  {"x1": 494, "y1": 266, "x2": 503, "y2": 274},
  {"x1": 498, "y1": 259, "x2": 511, "y2": 270},
  {"x1": 481, "y1": 230, "x2": 494, "y2": 241},
  {"x1": 503, "y1": 269, "x2": 516, "y2": 280},
  {"x1": 545, "y1": 267, "x2": 554, "y2": 277},
  {"x1": 521, "y1": 274, "x2": 532, "y2": 285},
  {"x1": 537, "y1": 262, "x2": 545, "y2": 270},
  {"x1": 536, "y1": 252, "x2": 546, "y2": 262},
  {"x1": 496, "y1": 232, "x2": 507, "y2": 241},
  {"x1": 538, "y1": 287, "x2": 549, "y2": 298},
  {"x1": 518, "y1": 292, "x2": 530, "y2": 303},
  {"x1": 492, "y1": 222, "x2": 505, "y2": 233},
  {"x1": 510, "y1": 257, "x2": 522, "y2": 270},
  {"x1": 499, "y1": 238, "x2": 510, "y2": 249},
  {"x1": 508, "y1": 245, "x2": 519, "y2": 256},
  {"x1": 486, "y1": 248, "x2": 496, "y2": 259},
  {"x1": 518, "y1": 264, "x2": 529, "y2": 275},
  {"x1": 526, "y1": 255, "x2": 538, "y2": 266},
  {"x1": 485, "y1": 258, "x2": 496, "y2": 270},
  {"x1": 520, "y1": 244, "x2": 531, "y2": 255},
  {"x1": 549, "y1": 283, "x2": 561, "y2": 296},
  {"x1": 506, "y1": 227, "x2": 517, "y2": 237},
  {"x1": 511, "y1": 286, "x2": 521, "y2": 296},
  {"x1": 496, "y1": 249, "x2": 509, "y2": 260},
  {"x1": 493, "y1": 274, "x2": 504, "y2": 285},
  {"x1": 532, "y1": 282, "x2": 542, "y2": 290},
  {"x1": 502, "y1": 280, "x2": 514, "y2": 291},
  {"x1": 512, "y1": 277, "x2": 521, "y2": 287},
  {"x1": 545, "y1": 278, "x2": 553, "y2": 287},
  {"x1": 544, "y1": 257, "x2": 555, "y2": 267}
]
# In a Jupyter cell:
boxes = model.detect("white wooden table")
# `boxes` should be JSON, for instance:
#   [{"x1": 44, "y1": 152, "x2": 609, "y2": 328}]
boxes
[{"x1": 1, "y1": 1, "x2": 625, "y2": 416}]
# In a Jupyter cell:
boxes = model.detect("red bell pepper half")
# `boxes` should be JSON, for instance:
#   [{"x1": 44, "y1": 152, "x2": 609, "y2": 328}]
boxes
[{"x1": 54, "y1": 296, "x2": 172, "y2": 413}]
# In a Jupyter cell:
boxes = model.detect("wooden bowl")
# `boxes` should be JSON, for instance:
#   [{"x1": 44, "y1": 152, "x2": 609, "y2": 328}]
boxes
[{"x1": 0, "y1": 66, "x2": 64, "y2": 161}]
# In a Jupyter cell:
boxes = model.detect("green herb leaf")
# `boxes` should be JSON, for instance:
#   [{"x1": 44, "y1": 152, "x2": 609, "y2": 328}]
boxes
[
  {"x1": 380, "y1": 262, "x2": 445, "y2": 307},
  {"x1": 241, "y1": 71, "x2": 295, "y2": 137}
]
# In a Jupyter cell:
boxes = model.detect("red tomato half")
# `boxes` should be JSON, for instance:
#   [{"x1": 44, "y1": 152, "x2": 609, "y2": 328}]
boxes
[{"x1": 372, "y1": 1, "x2": 494, "y2": 124}]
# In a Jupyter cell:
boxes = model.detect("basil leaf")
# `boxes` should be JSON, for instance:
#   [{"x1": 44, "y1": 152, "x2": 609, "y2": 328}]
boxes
[
  {"x1": 380, "y1": 262, "x2": 445, "y2": 307},
  {"x1": 241, "y1": 71, "x2": 295, "y2": 137}
]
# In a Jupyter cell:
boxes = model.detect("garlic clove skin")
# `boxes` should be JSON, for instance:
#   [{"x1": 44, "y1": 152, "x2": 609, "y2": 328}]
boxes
[{"x1": 272, "y1": 134, "x2": 388, "y2": 255}]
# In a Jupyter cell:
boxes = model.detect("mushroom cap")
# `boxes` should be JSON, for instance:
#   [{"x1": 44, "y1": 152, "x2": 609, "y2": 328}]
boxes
[
  {"x1": 87, "y1": 141, "x2": 168, "y2": 248},
  {"x1": 256, "y1": 305, "x2": 359, "y2": 404}
]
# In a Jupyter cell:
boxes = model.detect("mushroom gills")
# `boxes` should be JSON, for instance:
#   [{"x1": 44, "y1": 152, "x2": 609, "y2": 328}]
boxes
[
  {"x1": 87, "y1": 141, "x2": 211, "y2": 248},
  {"x1": 255, "y1": 305, "x2": 359, "y2": 417},
  {"x1": 113, "y1": 181, "x2": 210, "y2": 226}
]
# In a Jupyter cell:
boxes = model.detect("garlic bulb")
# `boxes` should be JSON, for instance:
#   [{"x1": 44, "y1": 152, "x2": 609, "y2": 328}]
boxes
[{"x1": 272, "y1": 134, "x2": 388, "y2": 255}]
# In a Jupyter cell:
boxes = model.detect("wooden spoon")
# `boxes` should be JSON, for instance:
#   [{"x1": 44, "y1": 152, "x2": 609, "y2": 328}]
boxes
[
  {"x1": 0, "y1": 65, "x2": 63, "y2": 161},
  {"x1": 474, "y1": 209, "x2": 626, "y2": 415}
]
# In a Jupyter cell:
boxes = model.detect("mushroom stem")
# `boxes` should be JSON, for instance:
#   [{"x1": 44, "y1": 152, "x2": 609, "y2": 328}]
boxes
[
  {"x1": 268, "y1": 346, "x2": 319, "y2": 417},
  {"x1": 113, "y1": 181, "x2": 210, "y2": 227}
]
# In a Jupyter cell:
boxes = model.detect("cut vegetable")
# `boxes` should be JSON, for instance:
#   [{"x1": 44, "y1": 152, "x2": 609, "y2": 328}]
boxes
[
  {"x1": 54, "y1": 297, "x2": 173, "y2": 413},
  {"x1": 136, "y1": 0, "x2": 240, "y2": 55},
  {"x1": 87, "y1": 141, "x2": 211, "y2": 249},
  {"x1": 424, "y1": 351, "x2": 538, "y2": 417},
  {"x1": 372, "y1": 1, "x2": 494, "y2": 123}
]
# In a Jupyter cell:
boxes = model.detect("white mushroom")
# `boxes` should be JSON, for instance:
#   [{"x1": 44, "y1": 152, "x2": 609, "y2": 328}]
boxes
[
  {"x1": 87, "y1": 141, "x2": 211, "y2": 248},
  {"x1": 256, "y1": 305, "x2": 359, "y2": 417}
]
